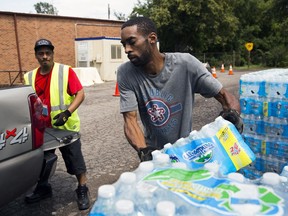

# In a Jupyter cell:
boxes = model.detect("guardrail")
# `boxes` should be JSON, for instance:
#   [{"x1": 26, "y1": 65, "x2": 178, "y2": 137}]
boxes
[{"x1": 0, "y1": 70, "x2": 25, "y2": 86}]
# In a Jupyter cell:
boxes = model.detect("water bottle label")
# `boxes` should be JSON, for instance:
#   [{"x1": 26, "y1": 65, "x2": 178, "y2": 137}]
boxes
[
  {"x1": 165, "y1": 124, "x2": 255, "y2": 175},
  {"x1": 266, "y1": 82, "x2": 286, "y2": 98},
  {"x1": 270, "y1": 100, "x2": 288, "y2": 118},
  {"x1": 242, "y1": 118, "x2": 264, "y2": 135},
  {"x1": 264, "y1": 121, "x2": 284, "y2": 137},
  {"x1": 243, "y1": 135, "x2": 262, "y2": 153},
  {"x1": 242, "y1": 118, "x2": 254, "y2": 134},
  {"x1": 240, "y1": 97, "x2": 264, "y2": 116},
  {"x1": 240, "y1": 80, "x2": 263, "y2": 97},
  {"x1": 142, "y1": 168, "x2": 285, "y2": 215},
  {"x1": 266, "y1": 140, "x2": 284, "y2": 157},
  {"x1": 278, "y1": 140, "x2": 288, "y2": 156}
]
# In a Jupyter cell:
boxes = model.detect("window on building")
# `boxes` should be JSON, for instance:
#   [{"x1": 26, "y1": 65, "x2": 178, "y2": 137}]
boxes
[{"x1": 111, "y1": 45, "x2": 122, "y2": 59}]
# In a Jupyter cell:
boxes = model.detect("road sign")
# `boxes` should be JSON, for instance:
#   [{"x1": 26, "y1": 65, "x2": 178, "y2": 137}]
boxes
[{"x1": 245, "y1": 42, "x2": 253, "y2": 51}]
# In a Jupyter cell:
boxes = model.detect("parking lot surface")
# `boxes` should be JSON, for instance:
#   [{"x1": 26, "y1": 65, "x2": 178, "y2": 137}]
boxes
[{"x1": 0, "y1": 69, "x2": 249, "y2": 216}]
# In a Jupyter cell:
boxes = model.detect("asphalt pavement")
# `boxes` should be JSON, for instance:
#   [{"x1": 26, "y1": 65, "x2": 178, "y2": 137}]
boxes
[{"x1": 0, "y1": 69, "x2": 250, "y2": 216}]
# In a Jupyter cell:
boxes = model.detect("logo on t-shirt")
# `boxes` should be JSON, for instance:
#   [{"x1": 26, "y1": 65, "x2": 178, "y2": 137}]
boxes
[
  {"x1": 145, "y1": 99, "x2": 182, "y2": 127},
  {"x1": 146, "y1": 99, "x2": 170, "y2": 127}
]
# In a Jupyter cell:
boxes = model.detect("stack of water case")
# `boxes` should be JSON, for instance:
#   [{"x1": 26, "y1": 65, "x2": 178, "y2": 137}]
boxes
[{"x1": 239, "y1": 69, "x2": 288, "y2": 179}]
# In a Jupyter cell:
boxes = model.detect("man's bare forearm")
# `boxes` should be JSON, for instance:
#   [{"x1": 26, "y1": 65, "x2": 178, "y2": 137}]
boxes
[{"x1": 123, "y1": 111, "x2": 147, "y2": 151}]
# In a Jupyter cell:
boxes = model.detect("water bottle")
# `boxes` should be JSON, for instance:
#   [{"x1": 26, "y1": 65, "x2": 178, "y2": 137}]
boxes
[
  {"x1": 204, "y1": 162, "x2": 221, "y2": 178},
  {"x1": 264, "y1": 116, "x2": 284, "y2": 137},
  {"x1": 280, "y1": 166, "x2": 288, "y2": 192},
  {"x1": 173, "y1": 137, "x2": 187, "y2": 147},
  {"x1": 266, "y1": 76, "x2": 287, "y2": 99},
  {"x1": 151, "y1": 150, "x2": 162, "y2": 160},
  {"x1": 242, "y1": 115, "x2": 257, "y2": 135},
  {"x1": 200, "y1": 122, "x2": 217, "y2": 138},
  {"x1": 240, "y1": 97, "x2": 250, "y2": 115},
  {"x1": 260, "y1": 172, "x2": 283, "y2": 190},
  {"x1": 229, "y1": 183, "x2": 262, "y2": 216},
  {"x1": 280, "y1": 165, "x2": 288, "y2": 177},
  {"x1": 261, "y1": 172, "x2": 288, "y2": 204},
  {"x1": 89, "y1": 184, "x2": 116, "y2": 216},
  {"x1": 115, "y1": 172, "x2": 137, "y2": 201},
  {"x1": 115, "y1": 199, "x2": 136, "y2": 216},
  {"x1": 135, "y1": 161, "x2": 154, "y2": 181},
  {"x1": 163, "y1": 143, "x2": 173, "y2": 151},
  {"x1": 188, "y1": 130, "x2": 203, "y2": 141},
  {"x1": 174, "y1": 195, "x2": 200, "y2": 215},
  {"x1": 276, "y1": 99, "x2": 288, "y2": 118},
  {"x1": 153, "y1": 153, "x2": 171, "y2": 169},
  {"x1": 278, "y1": 157, "x2": 287, "y2": 173},
  {"x1": 246, "y1": 134, "x2": 262, "y2": 154},
  {"x1": 240, "y1": 74, "x2": 262, "y2": 97},
  {"x1": 156, "y1": 201, "x2": 176, "y2": 216},
  {"x1": 254, "y1": 153, "x2": 264, "y2": 172},
  {"x1": 135, "y1": 185, "x2": 155, "y2": 216},
  {"x1": 265, "y1": 154, "x2": 279, "y2": 173},
  {"x1": 240, "y1": 168, "x2": 262, "y2": 183},
  {"x1": 171, "y1": 162, "x2": 188, "y2": 169},
  {"x1": 254, "y1": 115, "x2": 264, "y2": 135},
  {"x1": 227, "y1": 172, "x2": 246, "y2": 183}
]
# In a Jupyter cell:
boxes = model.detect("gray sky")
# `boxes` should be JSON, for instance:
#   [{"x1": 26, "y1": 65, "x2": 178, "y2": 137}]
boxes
[{"x1": 0, "y1": 0, "x2": 140, "y2": 20}]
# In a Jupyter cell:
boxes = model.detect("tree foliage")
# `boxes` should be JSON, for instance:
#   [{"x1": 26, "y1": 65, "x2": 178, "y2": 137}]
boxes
[
  {"x1": 34, "y1": 2, "x2": 58, "y2": 15},
  {"x1": 129, "y1": 0, "x2": 288, "y2": 67}
]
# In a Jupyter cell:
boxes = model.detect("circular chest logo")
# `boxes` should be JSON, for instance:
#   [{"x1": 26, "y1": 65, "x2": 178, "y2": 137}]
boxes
[{"x1": 146, "y1": 99, "x2": 170, "y2": 127}]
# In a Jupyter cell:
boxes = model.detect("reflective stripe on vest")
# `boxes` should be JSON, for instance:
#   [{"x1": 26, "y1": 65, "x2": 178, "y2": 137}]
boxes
[
  {"x1": 50, "y1": 64, "x2": 70, "y2": 112},
  {"x1": 25, "y1": 63, "x2": 80, "y2": 132},
  {"x1": 24, "y1": 69, "x2": 37, "y2": 89}
]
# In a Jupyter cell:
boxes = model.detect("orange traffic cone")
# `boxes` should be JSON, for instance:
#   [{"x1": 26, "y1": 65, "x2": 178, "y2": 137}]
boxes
[
  {"x1": 113, "y1": 82, "x2": 120, "y2": 96},
  {"x1": 228, "y1": 65, "x2": 234, "y2": 75},
  {"x1": 221, "y1": 64, "x2": 225, "y2": 73},
  {"x1": 212, "y1": 67, "x2": 217, "y2": 78}
]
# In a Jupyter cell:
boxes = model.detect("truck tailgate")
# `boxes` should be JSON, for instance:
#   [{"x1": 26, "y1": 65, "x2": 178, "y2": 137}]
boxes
[{"x1": 43, "y1": 128, "x2": 80, "y2": 151}]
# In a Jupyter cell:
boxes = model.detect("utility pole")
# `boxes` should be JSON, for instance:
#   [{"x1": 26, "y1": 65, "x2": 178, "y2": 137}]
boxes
[{"x1": 108, "y1": 4, "x2": 110, "y2": 19}]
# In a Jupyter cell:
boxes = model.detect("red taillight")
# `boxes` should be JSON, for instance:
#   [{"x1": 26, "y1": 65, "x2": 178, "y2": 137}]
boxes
[{"x1": 28, "y1": 94, "x2": 45, "y2": 149}]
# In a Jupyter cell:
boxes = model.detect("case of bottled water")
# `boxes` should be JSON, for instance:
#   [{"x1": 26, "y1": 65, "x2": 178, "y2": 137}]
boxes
[
  {"x1": 90, "y1": 156, "x2": 288, "y2": 215},
  {"x1": 239, "y1": 69, "x2": 288, "y2": 177}
]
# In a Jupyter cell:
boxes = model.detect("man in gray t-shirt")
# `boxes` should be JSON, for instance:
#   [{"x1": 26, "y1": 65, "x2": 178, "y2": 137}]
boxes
[{"x1": 118, "y1": 17, "x2": 242, "y2": 161}]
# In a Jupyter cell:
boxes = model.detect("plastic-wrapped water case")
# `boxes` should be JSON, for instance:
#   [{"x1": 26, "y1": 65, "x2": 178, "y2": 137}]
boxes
[
  {"x1": 239, "y1": 69, "x2": 288, "y2": 177},
  {"x1": 163, "y1": 116, "x2": 255, "y2": 176},
  {"x1": 90, "y1": 164, "x2": 288, "y2": 215}
]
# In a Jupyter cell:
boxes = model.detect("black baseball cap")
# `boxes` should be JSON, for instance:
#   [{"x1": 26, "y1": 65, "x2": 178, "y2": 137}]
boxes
[{"x1": 34, "y1": 39, "x2": 54, "y2": 52}]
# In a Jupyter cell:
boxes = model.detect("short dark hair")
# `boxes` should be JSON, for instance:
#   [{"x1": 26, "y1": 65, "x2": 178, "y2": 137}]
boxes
[{"x1": 121, "y1": 16, "x2": 157, "y2": 36}]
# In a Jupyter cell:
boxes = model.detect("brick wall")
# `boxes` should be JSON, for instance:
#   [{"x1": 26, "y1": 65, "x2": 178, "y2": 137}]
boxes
[{"x1": 0, "y1": 11, "x2": 123, "y2": 85}]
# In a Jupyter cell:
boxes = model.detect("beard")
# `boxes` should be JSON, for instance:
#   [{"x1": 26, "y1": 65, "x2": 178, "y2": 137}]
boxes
[
  {"x1": 130, "y1": 41, "x2": 151, "y2": 67},
  {"x1": 41, "y1": 62, "x2": 52, "y2": 71}
]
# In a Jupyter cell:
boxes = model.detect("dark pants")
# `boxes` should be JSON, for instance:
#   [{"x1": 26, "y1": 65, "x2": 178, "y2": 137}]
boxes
[{"x1": 39, "y1": 139, "x2": 87, "y2": 185}]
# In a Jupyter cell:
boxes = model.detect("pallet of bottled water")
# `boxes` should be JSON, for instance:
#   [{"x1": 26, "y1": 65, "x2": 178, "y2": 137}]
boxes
[
  {"x1": 239, "y1": 68, "x2": 288, "y2": 177},
  {"x1": 89, "y1": 155, "x2": 288, "y2": 216}
]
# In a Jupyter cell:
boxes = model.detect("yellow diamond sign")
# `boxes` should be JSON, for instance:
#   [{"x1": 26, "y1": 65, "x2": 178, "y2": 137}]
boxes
[{"x1": 245, "y1": 42, "x2": 253, "y2": 51}]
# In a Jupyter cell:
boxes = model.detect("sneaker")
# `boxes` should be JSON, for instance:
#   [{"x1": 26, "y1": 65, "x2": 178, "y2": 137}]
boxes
[
  {"x1": 75, "y1": 185, "x2": 90, "y2": 210},
  {"x1": 25, "y1": 183, "x2": 52, "y2": 204}
]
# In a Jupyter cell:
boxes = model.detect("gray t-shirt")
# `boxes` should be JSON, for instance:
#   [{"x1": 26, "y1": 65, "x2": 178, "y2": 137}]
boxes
[{"x1": 117, "y1": 53, "x2": 222, "y2": 149}]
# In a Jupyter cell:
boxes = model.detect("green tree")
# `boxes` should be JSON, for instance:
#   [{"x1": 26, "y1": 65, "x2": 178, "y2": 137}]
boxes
[
  {"x1": 34, "y1": 2, "x2": 58, "y2": 15},
  {"x1": 129, "y1": 0, "x2": 288, "y2": 67},
  {"x1": 131, "y1": 0, "x2": 239, "y2": 53}
]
